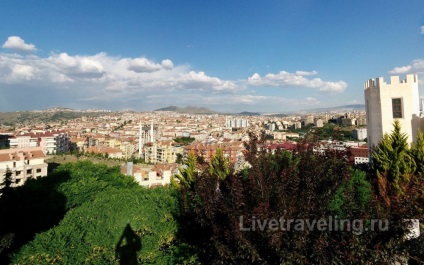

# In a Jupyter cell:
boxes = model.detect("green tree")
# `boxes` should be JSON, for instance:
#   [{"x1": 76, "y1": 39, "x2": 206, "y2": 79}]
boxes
[
  {"x1": 0, "y1": 233, "x2": 14, "y2": 257},
  {"x1": 172, "y1": 152, "x2": 198, "y2": 190},
  {"x1": 410, "y1": 130, "x2": 424, "y2": 175},
  {"x1": 175, "y1": 153, "x2": 183, "y2": 164},
  {"x1": 1, "y1": 168, "x2": 13, "y2": 198},
  {"x1": 0, "y1": 169, "x2": 14, "y2": 258},
  {"x1": 173, "y1": 137, "x2": 195, "y2": 146},
  {"x1": 328, "y1": 169, "x2": 372, "y2": 218},
  {"x1": 208, "y1": 148, "x2": 230, "y2": 191},
  {"x1": 372, "y1": 120, "x2": 416, "y2": 196}
]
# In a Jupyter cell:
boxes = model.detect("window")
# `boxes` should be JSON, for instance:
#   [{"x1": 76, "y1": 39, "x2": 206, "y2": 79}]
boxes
[
  {"x1": 26, "y1": 169, "x2": 32, "y2": 174},
  {"x1": 392, "y1": 98, "x2": 402, "y2": 118},
  {"x1": 36, "y1": 168, "x2": 42, "y2": 173}
]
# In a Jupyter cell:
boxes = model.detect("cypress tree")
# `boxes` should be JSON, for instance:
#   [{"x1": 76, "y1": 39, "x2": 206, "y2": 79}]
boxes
[
  {"x1": 208, "y1": 148, "x2": 230, "y2": 191},
  {"x1": 172, "y1": 152, "x2": 198, "y2": 190},
  {"x1": 409, "y1": 131, "x2": 424, "y2": 175},
  {"x1": 372, "y1": 120, "x2": 416, "y2": 197}
]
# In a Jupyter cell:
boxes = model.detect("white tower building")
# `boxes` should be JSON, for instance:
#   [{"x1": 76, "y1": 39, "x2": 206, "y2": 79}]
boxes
[
  {"x1": 150, "y1": 120, "x2": 154, "y2": 143},
  {"x1": 138, "y1": 122, "x2": 143, "y2": 158},
  {"x1": 364, "y1": 74, "x2": 421, "y2": 148}
]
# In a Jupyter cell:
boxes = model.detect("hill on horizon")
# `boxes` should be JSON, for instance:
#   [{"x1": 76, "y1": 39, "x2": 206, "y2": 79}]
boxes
[
  {"x1": 294, "y1": 104, "x2": 365, "y2": 114},
  {"x1": 154, "y1": 105, "x2": 218, "y2": 114}
]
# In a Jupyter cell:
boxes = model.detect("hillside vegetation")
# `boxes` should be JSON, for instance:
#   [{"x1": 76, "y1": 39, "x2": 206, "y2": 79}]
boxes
[{"x1": 0, "y1": 161, "x2": 198, "y2": 264}]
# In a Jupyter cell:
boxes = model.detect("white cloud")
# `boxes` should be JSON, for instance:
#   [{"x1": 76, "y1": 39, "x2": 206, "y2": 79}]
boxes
[
  {"x1": 421, "y1": 25, "x2": 424, "y2": 34},
  {"x1": 2, "y1": 36, "x2": 37, "y2": 52},
  {"x1": 10, "y1": 64, "x2": 35, "y2": 80},
  {"x1": 128, "y1": 57, "x2": 164, "y2": 73},
  {"x1": 161, "y1": 59, "x2": 173, "y2": 69},
  {"x1": 389, "y1": 59, "x2": 424, "y2": 75},
  {"x1": 247, "y1": 71, "x2": 347, "y2": 92},
  {"x1": 0, "y1": 43, "x2": 345, "y2": 111},
  {"x1": 48, "y1": 52, "x2": 105, "y2": 78},
  {"x1": 0, "y1": 51, "x2": 238, "y2": 100},
  {"x1": 295, "y1": 70, "x2": 317, "y2": 76},
  {"x1": 177, "y1": 71, "x2": 237, "y2": 91}
]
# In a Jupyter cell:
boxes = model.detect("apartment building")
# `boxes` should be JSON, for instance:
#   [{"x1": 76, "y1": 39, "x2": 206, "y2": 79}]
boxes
[
  {"x1": 85, "y1": 147, "x2": 123, "y2": 159},
  {"x1": 315, "y1": 119, "x2": 324, "y2": 128},
  {"x1": 183, "y1": 141, "x2": 245, "y2": 164},
  {"x1": 353, "y1": 128, "x2": 367, "y2": 141},
  {"x1": 144, "y1": 141, "x2": 183, "y2": 164},
  {"x1": 0, "y1": 147, "x2": 48, "y2": 188},
  {"x1": 350, "y1": 146, "x2": 369, "y2": 164},
  {"x1": 9, "y1": 130, "x2": 70, "y2": 154},
  {"x1": 122, "y1": 162, "x2": 178, "y2": 188}
]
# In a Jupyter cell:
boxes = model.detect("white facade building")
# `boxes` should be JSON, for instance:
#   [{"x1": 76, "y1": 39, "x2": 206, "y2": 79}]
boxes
[
  {"x1": 353, "y1": 128, "x2": 367, "y2": 141},
  {"x1": 9, "y1": 130, "x2": 70, "y2": 154},
  {"x1": 314, "y1": 119, "x2": 324, "y2": 128},
  {"x1": 294, "y1": 122, "x2": 302, "y2": 129},
  {"x1": 226, "y1": 118, "x2": 249, "y2": 128},
  {"x1": 364, "y1": 75, "x2": 422, "y2": 148},
  {"x1": 0, "y1": 147, "x2": 48, "y2": 188}
]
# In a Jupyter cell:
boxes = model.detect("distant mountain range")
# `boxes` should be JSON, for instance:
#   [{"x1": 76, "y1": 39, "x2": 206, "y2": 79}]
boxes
[
  {"x1": 238, "y1": 111, "x2": 261, "y2": 116},
  {"x1": 154, "y1": 106, "x2": 263, "y2": 116},
  {"x1": 154, "y1": 105, "x2": 218, "y2": 114},
  {"x1": 295, "y1": 104, "x2": 365, "y2": 114},
  {"x1": 153, "y1": 104, "x2": 365, "y2": 115}
]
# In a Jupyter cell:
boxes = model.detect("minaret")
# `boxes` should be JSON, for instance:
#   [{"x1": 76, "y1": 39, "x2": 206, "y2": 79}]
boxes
[
  {"x1": 138, "y1": 121, "x2": 143, "y2": 158},
  {"x1": 150, "y1": 120, "x2": 154, "y2": 143}
]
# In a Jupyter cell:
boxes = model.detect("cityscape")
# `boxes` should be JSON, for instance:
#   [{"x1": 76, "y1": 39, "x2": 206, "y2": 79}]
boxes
[
  {"x1": 0, "y1": 103, "x2": 369, "y2": 187},
  {"x1": 0, "y1": 1, "x2": 424, "y2": 264}
]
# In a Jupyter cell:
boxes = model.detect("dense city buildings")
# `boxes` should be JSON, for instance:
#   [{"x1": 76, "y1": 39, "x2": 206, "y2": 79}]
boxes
[{"x1": 0, "y1": 105, "x2": 372, "y2": 189}]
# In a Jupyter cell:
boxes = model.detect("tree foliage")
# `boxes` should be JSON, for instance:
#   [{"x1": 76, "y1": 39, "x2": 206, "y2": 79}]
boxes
[
  {"x1": 1, "y1": 161, "x2": 198, "y2": 264},
  {"x1": 410, "y1": 130, "x2": 424, "y2": 175},
  {"x1": 176, "y1": 131, "x2": 424, "y2": 264},
  {"x1": 12, "y1": 188, "x2": 196, "y2": 264},
  {"x1": 173, "y1": 137, "x2": 195, "y2": 146},
  {"x1": 371, "y1": 121, "x2": 418, "y2": 200},
  {"x1": 0, "y1": 168, "x2": 13, "y2": 199},
  {"x1": 372, "y1": 121, "x2": 416, "y2": 182},
  {"x1": 208, "y1": 148, "x2": 230, "y2": 190},
  {"x1": 172, "y1": 152, "x2": 198, "y2": 191},
  {"x1": 328, "y1": 169, "x2": 372, "y2": 218}
]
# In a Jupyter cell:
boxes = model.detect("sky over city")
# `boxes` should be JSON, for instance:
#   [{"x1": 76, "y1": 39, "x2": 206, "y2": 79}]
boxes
[{"x1": 0, "y1": 0, "x2": 423, "y2": 112}]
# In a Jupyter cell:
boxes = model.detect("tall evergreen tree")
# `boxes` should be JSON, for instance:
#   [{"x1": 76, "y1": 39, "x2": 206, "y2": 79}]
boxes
[
  {"x1": 208, "y1": 148, "x2": 230, "y2": 191},
  {"x1": 372, "y1": 120, "x2": 416, "y2": 196},
  {"x1": 172, "y1": 152, "x2": 198, "y2": 190},
  {"x1": 0, "y1": 168, "x2": 13, "y2": 199},
  {"x1": 409, "y1": 130, "x2": 424, "y2": 175}
]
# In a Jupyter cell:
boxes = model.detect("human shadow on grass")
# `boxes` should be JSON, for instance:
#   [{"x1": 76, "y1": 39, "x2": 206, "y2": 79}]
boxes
[{"x1": 115, "y1": 223, "x2": 142, "y2": 265}]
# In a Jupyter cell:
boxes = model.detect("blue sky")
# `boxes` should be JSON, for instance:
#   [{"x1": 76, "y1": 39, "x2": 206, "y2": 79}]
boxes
[{"x1": 0, "y1": 0, "x2": 423, "y2": 112}]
